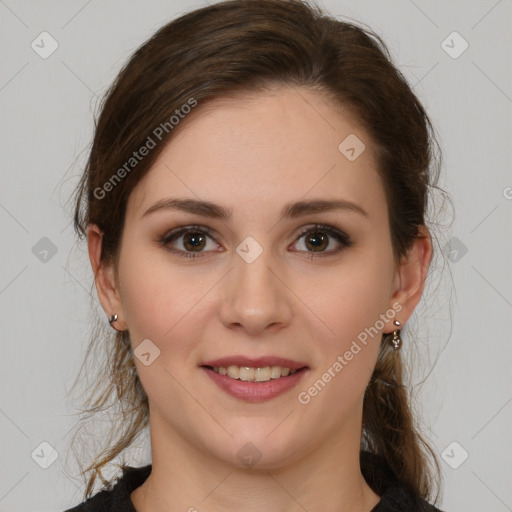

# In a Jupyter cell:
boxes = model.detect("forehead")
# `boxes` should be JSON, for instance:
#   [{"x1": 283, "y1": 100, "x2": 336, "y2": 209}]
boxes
[{"x1": 126, "y1": 86, "x2": 386, "y2": 221}]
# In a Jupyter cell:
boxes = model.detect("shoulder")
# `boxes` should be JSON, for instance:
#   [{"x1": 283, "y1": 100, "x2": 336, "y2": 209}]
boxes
[
  {"x1": 361, "y1": 451, "x2": 446, "y2": 512},
  {"x1": 62, "y1": 464, "x2": 152, "y2": 512}
]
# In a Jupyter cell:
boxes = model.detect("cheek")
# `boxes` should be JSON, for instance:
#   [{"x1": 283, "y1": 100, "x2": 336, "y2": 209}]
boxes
[
  {"x1": 299, "y1": 254, "x2": 394, "y2": 346},
  {"x1": 116, "y1": 248, "x2": 207, "y2": 406},
  {"x1": 293, "y1": 251, "x2": 393, "y2": 397},
  {"x1": 117, "y1": 241, "x2": 220, "y2": 365},
  {"x1": 118, "y1": 235, "x2": 190, "y2": 331}
]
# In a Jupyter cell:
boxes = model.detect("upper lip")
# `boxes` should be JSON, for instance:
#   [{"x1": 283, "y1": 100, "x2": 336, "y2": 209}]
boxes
[{"x1": 200, "y1": 356, "x2": 308, "y2": 371}]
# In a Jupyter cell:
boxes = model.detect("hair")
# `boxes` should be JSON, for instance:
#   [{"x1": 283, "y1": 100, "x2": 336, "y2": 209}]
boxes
[{"x1": 69, "y1": 0, "x2": 445, "y2": 504}]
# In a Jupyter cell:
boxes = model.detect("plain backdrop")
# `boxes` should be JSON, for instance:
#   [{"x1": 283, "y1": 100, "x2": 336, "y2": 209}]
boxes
[{"x1": 0, "y1": 1, "x2": 511, "y2": 511}]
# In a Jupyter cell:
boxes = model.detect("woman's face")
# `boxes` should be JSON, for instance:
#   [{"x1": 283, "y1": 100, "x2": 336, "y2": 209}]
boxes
[{"x1": 104, "y1": 86, "x2": 415, "y2": 468}]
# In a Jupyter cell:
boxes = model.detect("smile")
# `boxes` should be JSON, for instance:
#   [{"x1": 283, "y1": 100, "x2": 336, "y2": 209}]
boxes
[
  {"x1": 201, "y1": 365, "x2": 309, "y2": 402},
  {"x1": 207, "y1": 365, "x2": 300, "y2": 382}
]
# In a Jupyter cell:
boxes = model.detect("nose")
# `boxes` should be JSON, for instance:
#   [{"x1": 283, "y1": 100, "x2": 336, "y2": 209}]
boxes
[{"x1": 218, "y1": 246, "x2": 293, "y2": 336}]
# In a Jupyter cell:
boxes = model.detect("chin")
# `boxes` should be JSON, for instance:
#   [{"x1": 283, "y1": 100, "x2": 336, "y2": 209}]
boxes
[{"x1": 209, "y1": 429, "x2": 302, "y2": 470}]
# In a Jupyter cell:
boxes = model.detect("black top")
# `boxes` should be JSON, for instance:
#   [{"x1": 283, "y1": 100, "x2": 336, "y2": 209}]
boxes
[{"x1": 64, "y1": 452, "x2": 444, "y2": 511}]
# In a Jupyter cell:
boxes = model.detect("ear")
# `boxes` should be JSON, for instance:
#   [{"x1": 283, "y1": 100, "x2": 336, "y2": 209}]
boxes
[
  {"x1": 384, "y1": 225, "x2": 433, "y2": 333},
  {"x1": 87, "y1": 224, "x2": 127, "y2": 330}
]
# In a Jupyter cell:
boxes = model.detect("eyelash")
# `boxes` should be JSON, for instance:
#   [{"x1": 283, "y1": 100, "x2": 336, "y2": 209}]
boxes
[{"x1": 158, "y1": 223, "x2": 353, "y2": 260}]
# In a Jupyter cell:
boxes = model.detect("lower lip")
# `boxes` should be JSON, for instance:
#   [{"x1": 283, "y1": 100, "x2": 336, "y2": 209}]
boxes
[{"x1": 201, "y1": 366, "x2": 308, "y2": 402}]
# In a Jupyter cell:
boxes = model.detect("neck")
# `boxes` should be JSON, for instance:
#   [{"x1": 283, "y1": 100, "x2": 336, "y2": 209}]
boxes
[{"x1": 131, "y1": 408, "x2": 380, "y2": 512}]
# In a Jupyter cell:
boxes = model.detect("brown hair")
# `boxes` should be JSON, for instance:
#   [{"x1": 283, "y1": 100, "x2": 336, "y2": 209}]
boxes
[{"x1": 70, "y1": 0, "x2": 444, "y2": 503}]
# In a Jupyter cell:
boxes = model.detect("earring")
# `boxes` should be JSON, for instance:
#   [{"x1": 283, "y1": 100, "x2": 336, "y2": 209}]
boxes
[
  {"x1": 390, "y1": 320, "x2": 402, "y2": 350},
  {"x1": 109, "y1": 314, "x2": 123, "y2": 332}
]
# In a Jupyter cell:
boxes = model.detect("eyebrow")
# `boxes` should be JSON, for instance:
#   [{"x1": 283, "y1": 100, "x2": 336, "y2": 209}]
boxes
[{"x1": 142, "y1": 197, "x2": 369, "y2": 220}]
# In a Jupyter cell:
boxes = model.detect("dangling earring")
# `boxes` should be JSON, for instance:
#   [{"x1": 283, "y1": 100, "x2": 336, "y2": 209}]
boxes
[{"x1": 390, "y1": 320, "x2": 402, "y2": 350}]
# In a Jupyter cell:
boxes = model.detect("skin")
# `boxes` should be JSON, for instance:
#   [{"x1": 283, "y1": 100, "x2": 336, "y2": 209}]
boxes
[{"x1": 88, "y1": 85, "x2": 432, "y2": 512}]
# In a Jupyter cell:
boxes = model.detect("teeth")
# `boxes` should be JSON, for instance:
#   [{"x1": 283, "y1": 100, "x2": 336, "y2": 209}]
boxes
[{"x1": 211, "y1": 365, "x2": 298, "y2": 382}]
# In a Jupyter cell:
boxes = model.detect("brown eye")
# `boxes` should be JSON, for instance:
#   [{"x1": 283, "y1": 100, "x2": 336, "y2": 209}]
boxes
[
  {"x1": 304, "y1": 232, "x2": 328, "y2": 252},
  {"x1": 160, "y1": 225, "x2": 220, "y2": 258},
  {"x1": 182, "y1": 232, "x2": 207, "y2": 251},
  {"x1": 291, "y1": 224, "x2": 353, "y2": 258}
]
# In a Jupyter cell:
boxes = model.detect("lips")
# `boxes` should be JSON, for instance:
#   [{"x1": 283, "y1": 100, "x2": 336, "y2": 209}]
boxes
[
  {"x1": 200, "y1": 355, "x2": 310, "y2": 402},
  {"x1": 201, "y1": 365, "x2": 309, "y2": 402},
  {"x1": 200, "y1": 355, "x2": 308, "y2": 371}
]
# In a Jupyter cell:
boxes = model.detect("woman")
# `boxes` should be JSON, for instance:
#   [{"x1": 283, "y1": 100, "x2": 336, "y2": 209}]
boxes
[{"x1": 65, "y1": 0, "x2": 446, "y2": 510}]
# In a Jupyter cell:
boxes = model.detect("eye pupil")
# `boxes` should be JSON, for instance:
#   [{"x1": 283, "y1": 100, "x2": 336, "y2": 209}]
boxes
[
  {"x1": 306, "y1": 232, "x2": 328, "y2": 252},
  {"x1": 184, "y1": 232, "x2": 205, "y2": 251}
]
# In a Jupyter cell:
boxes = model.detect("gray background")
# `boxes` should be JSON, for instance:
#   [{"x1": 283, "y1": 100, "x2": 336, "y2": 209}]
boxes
[{"x1": 1, "y1": 1, "x2": 511, "y2": 511}]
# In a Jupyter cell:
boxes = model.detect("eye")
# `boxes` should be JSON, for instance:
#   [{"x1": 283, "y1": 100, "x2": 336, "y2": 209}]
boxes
[
  {"x1": 159, "y1": 225, "x2": 221, "y2": 258},
  {"x1": 290, "y1": 224, "x2": 353, "y2": 258},
  {"x1": 159, "y1": 223, "x2": 352, "y2": 259}
]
